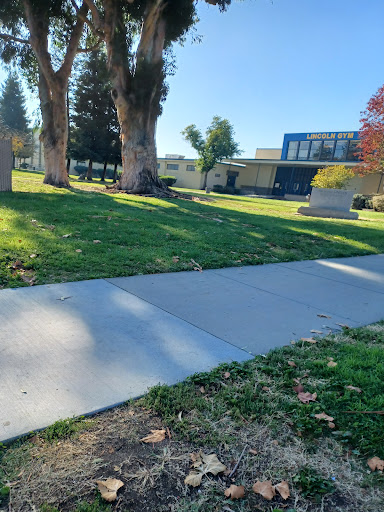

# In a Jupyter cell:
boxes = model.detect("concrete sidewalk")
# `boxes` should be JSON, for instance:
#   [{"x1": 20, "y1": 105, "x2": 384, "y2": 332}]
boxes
[{"x1": 1, "y1": 254, "x2": 383, "y2": 441}]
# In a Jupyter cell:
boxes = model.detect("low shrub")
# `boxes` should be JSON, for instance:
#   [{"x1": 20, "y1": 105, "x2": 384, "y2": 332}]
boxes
[
  {"x1": 73, "y1": 165, "x2": 88, "y2": 176},
  {"x1": 311, "y1": 165, "x2": 355, "y2": 189},
  {"x1": 352, "y1": 194, "x2": 372, "y2": 210},
  {"x1": 372, "y1": 194, "x2": 384, "y2": 212},
  {"x1": 159, "y1": 175, "x2": 177, "y2": 186},
  {"x1": 212, "y1": 184, "x2": 224, "y2": 193},
  {"x1": 212, "y1": 185, "x2": 239, "y2": 195}
]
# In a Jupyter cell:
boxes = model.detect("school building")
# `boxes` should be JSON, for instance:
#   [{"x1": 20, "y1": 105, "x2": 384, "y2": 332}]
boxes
[
  {"x1": 26, "y1": 130, "x2": 384, "y2": 198},
  {"x1": 159, "y1": 131, "x2": 383, "y2": 199}
]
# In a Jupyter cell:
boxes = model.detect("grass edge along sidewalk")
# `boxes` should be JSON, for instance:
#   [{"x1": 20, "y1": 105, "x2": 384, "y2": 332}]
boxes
[{"x1": 1, "y1": 322, "x2": 383, "y2": 512}]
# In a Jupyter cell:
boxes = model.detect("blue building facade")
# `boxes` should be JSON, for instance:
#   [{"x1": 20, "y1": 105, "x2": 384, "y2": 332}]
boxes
[{"x1": 273, "y1": 131, "x2": 361, "y2": 196}]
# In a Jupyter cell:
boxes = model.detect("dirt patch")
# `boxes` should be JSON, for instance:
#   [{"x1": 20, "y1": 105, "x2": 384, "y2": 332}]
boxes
[{"x1": 3, "y1": 403, "x2": 382, "y2": 512}]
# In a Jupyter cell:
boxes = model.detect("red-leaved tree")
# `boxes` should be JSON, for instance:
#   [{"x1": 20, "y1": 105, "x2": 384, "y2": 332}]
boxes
[{"x1": 358, "y1": 85, "x2": 384, "y2": 192}]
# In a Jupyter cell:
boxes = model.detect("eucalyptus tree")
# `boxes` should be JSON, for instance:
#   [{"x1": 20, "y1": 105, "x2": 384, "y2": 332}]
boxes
[
  {"x1": 0, "y1": 0, "x2": 99, "y2": 187},
  {"x1": 71, "y1": 0, "x2": 233, "y2": 195}
]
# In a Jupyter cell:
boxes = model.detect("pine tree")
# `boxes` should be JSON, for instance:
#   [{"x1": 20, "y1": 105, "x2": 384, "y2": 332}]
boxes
[
  {"x1": 70, "y1": 50, "x2": 120, "y2": 181},
  {"x1": 0, "y1": 72, "x2": 29, "y2": 133}
]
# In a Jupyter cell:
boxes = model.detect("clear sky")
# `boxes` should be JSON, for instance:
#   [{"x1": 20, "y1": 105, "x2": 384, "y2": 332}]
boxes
[{"x1": 1, "y1": 0, "x2": 384, "y2": 159}]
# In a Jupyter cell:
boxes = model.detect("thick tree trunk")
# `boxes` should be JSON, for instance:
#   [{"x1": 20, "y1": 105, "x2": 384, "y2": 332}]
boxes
[
  {"x1": 39, "y1": 81, "x2": 69, "y2": 187},
  {"x1": 101, "y1": 161, "x2": 107, "y2": 181},
  {"x1": 202, "y1": 172, "x2": 208, "y2": 189},
  {"x1": 116, "y1": 104, "x2": 166, "y2": 194},
  {"x1": 86, "y1": 159, "x2": 93, "y2": 181},
  {"x1": 113, "y1": 162, "x2": 118, "y2": 183}
]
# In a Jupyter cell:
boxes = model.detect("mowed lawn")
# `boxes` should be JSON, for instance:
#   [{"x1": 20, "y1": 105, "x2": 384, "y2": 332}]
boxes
[{"x1": 0, "y1": 169, "x2": 383, "y2": 288}]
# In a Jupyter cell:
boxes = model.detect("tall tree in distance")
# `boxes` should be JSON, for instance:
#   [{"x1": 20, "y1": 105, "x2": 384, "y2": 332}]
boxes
[
  {"x1": 0, "y1": 0, "x2": 97, "y2": 187},
  {"x1": 358, "y1": 84, "x2": 384, "y2": 193},
  {"x1": 71, "y1": 0, "x2": 233, "y2": 195},
  {"x1": 182, "y1": 116, "x2": 242, "y2": 189},
  {"x1": 0, "y1": 72, "x2": 29, "y2": 132},
  {"x1": 70, "y1": 50, "x2": 120, "y2": 181}
]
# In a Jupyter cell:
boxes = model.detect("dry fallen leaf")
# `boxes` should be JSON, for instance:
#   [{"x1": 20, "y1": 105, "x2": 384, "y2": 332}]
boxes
[
  {"x1": 62, "y1": 233, "x2": 71, "y2": 238},
  {"x1": 200, "y1": 386, "x2": 205, "y2": 394},
  {"x1": 172, "y1": 256, "x2": 180, "y2": 263},
  {"x1": 75, "y1": 249, "x2": 82, "y2": 253},
  {"x1": 317, "y1": 314, "x2": 331, "y2": 318},
  {"x1": 310, "y1": 329, "x2": 323, "y2": 334},
  {"x1": 223, "y1": 371, "x2": 231, "y2": 379},
  {"x1": 224, "y1": 484, "x2": 245, "y2": 500},
  {"x1": 262, "y1": 386, "x2": 270, "y2": 391},
  {"x1": 367, "y1": 457, "x2": 384, "y2": 472},
  {"x1": 297, "y1": 391, "x2": 317, "y2": 404},
  {"x1": 275, "y1": 480, "x2": 290, "y2": 500},
  {"x1": 93, "y1": 240, "x2": 102, "y2": 244},
  {"x1": 249, "y1": 448, "x2": 258, "y2": 455},
  {"x1": 346, "y1": 385, "x2": 362, "y2": 393},
  {"x1": 301, "y1": 337, "x2": 317, "y2": 343},
  {"x1": 315, "y1": 412, "x2": 334, "y2": 422},
  {"x1": 288, "y1": 361, "x2": 297, "y2": 367},
  {"x1": 96, "y1": 479, "x2": 123, "y2": 502},
  {"x1": 327, "y1": 361, "x2": 338, "y2": 367},
  {"x1": 336, "y1": 323, "x2": 350, "y2": 329},
  {"x1": 252, "y1": 480, "x2": 276, "y2": 500},
  {"x1": 185, "y1": 453, "x2": 226, "y2": 487},
  {"x1": 29, "y1": 254, "x2": 37, "y2": 259},
  {"x1": 328, "y1": 422, "x2": 335, "y2": 429},
  {"x1": 140, "y1": 429, "x2": 166, "y2": 443},
  {"x1": 293, "y1": 384, "x2": 304, "y2": 394}
]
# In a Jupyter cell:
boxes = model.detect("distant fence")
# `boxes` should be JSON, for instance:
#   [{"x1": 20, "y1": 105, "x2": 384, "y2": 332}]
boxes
[{"x1": 0, "y1": 138, "x2": 12, "y2": 192}]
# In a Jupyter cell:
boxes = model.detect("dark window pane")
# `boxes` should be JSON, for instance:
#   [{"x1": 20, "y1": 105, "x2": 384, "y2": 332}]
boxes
[
  {"x1": 309, "y1": 141, "x2": 322, "y2": 160},
  {"x1": 347, "y1": 141, "x2": 361, "y2": 161},
  {"x1": 333, "y1": 140, "x2": 349, "y2": 161},
  {"x1": 167, "y1": 163, "x2": 179, "y2": 170},
  {"x1": 298, "y1": 141, "x2": 310, "y2": 160},
  {"x1": 287, "y1": 141, "x2": 298, "y2": 160},
  {"x1": 320, "y1": 141, "x2": 335, "y2": 160}
]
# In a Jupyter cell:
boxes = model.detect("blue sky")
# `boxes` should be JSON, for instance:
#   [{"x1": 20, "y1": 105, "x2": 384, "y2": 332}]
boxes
[{"x1": 1, "y1": 0, "x2": 384, "y2": 159}]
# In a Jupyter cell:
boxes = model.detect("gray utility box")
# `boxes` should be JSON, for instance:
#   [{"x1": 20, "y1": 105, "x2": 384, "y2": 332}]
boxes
[
  {"x1": 298, "y1": 187, "x2": 358, "y2": 220},
  {"x1": 0, "y1": 138, "x2": 12, "y2": 192}
]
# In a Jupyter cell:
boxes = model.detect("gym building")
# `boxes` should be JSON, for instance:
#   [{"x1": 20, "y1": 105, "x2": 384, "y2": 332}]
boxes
[{"x1": 158, "y1": 131, "x2": 383, "y2": 199}]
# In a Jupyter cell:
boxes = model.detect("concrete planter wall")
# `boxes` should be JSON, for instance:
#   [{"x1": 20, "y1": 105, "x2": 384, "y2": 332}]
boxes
[{"x1": 298, "y1": 187, "x2": 358, "y2": 219}]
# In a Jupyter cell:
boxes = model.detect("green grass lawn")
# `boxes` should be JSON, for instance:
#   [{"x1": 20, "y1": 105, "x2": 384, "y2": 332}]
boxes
[
  {"x1": 1, "y1": 323, "x2": 383, "y2": 511},
  {"x1": 1, "y1": 169, "x2": 383, "y2": 288}
]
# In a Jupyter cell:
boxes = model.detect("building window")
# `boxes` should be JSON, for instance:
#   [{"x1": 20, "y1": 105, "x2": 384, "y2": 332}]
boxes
[
  {"x1": 309, "y1": 141, "x2": 322, "y2": 160},
  {"x1": 347, "y1": 140, "x2": 361, "y2": 161},
  {"x1": 186, "y1": 165, "x2": 195, "y2": 171},
  {"x1": 320, "y1": 140, "x2": 335, "y2": 160},
  {"x1": 298, "y1": 141, "x2": 310, "y2": 160},
  {"x1": 215, "y1": 173, "x2": 221, "y2": 177},
  {"x1": 167, "y1": 163, "x2": 179, "y2": 170},
  {"x1": 157, "y1": 163, "x2": 160, "y2": 169},
  {"x1": 287, "y1": 141, "x2": 299, "y2": 160},
  {"x1": 333, "y1": 140, "x2": 349, "y2": 161}
]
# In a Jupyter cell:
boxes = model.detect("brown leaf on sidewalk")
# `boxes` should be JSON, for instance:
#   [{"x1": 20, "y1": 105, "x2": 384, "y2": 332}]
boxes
[
  {"x1": 275, "y1": 480, "x2": 290, "y2": 500},
  {"x1": 315, "y1": 412, "x2": 334, "y2": 422},
  {"x1": 310, "y1": 329, "x2": 323, "y2": 334},
  {"x1": 317, "y1": 314, "x2": 331, "y2": 318},
  {"x1": 252, "y1": 480, "x2": 276, "y2": 500},
  {"x1": 224, "y1": 484, "x2": 245, "y2": 500},
  {"x1": 140, "y1": 429, "x2": 166, "y2": 443},
  {"x1": 367, "y1": 457, "x2": 384, "y2": 472},
  {"x1": 336, "y1": 323, "x2": 350, "y2": 329},
  {"x1": 297, "y1": 391, "x2": 317, "y2": 404},
  {"x1": 96, "y1": 478, "x2": 124, "y2": 502},
  {"x1": 346, "y1": 385, "x2": 362, "y2": 393}
]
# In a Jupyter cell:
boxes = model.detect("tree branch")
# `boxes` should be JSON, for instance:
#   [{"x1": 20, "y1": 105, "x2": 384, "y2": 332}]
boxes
[
  {"x1": 0, "y1": 32, "x2": 30, "y2": 45},
  {"x1": 58, "y1": 2, "x2": 90, "y2": 80},
  {"x1": 70, "y1": 0, "x2": 100, "y2": 37},
  {"x1": 84, "y1": 0, "x2": 103, "y2": 31},
  {"x1": 136, "y1": 0, "x2": 167, "y2": 65},
  {"x1": 77, "y1": 39, "x2": 102, "y2": 53}
]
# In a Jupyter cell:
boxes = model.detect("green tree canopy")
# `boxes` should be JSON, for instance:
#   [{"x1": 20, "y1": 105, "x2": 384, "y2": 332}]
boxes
[
  {"x1": 182, "y1": 116, "x2": 242, "y2": 189},
  {"x1": 0, "y1": 72, "x2": 29, "y2": 132}
]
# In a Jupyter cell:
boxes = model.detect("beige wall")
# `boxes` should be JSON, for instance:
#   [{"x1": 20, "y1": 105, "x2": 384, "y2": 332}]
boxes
[
  {"x1": 347, "y1": 173, "x2": 383, "y2": 195},
  {"x1": 158, "y1": 159, "x2": 203, "y2": 189},
  {"x1": 255, "y1": 148, "x2": 281, "y2": 160}
]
